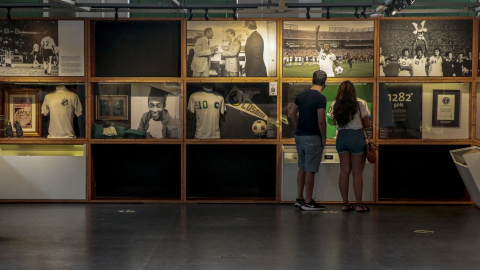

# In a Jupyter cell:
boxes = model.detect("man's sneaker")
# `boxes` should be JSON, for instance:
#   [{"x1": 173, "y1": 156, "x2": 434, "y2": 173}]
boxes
[
  {"x1": 293, "y1": 198, "x2": 306, "y2": 208},
  {"x1": 301, "y1": 200, "x2": 325, "y2": 211}
]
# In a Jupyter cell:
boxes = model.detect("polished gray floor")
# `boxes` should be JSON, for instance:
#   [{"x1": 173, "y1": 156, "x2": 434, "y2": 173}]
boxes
[{"x1": 0, "y1": 203, "x2": 479, "y2": 270}]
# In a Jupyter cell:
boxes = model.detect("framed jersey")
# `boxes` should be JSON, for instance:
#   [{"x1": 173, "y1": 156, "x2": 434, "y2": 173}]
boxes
[
  {"x1": 186, "y1": 82, "x2": 278, "y2": 139},
  {"x1": 282, "y1": 20, "x2": 374, "y2": 78},
  {"x1": 379, "y1": 18, "x2": 473, "y2": 77}
]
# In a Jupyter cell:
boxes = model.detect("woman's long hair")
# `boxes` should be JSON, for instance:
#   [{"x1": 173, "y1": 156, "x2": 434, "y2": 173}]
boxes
[{"x1": 332, "y1": 80, "x2": 358, "y2": 127}]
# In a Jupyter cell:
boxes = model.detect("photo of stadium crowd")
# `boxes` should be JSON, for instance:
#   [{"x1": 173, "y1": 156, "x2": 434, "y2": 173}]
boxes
[
  {"x1": 0, "y1": 20, "x2": 58, "y2": 76},
  {"x1": 379, "y1": 19, "x2": 473, "y2": 77},
  {"x1": 282, "y1": 21, "x2": 374, "y2": 78}
]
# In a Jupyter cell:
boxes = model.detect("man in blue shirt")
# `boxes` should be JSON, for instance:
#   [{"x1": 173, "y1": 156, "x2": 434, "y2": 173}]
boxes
[{"x1": 288, "y1": 70, "x2": 327, "y2": 211}]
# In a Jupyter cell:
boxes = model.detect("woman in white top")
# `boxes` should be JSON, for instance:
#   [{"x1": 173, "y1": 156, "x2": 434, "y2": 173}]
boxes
[{"x1": 328, "y1": 81, "x2": 371, "y2": 212}]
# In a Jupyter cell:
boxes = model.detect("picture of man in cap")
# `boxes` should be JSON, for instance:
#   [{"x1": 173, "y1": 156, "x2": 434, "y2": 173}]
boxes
[{"x1": 137, "y1": 86, "x2": 174, "y2": 138}]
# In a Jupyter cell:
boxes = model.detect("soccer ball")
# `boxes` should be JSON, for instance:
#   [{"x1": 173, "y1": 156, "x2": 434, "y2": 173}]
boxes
[
  {"x1": 252, "y1": 120, "x2": 267, "y2": 136},
  {"x1": 335, "y1": 66, "x2": 344, "y2": 75}
]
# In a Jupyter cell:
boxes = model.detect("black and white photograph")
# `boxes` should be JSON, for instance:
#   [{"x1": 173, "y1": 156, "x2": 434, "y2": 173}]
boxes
[
  {"x1": 186, "y1": 83, "x2": 277, "y2": 139},
  {"x1": 187, "y1": 21, "x2": 277, "y2": 77},
  {"x1": 0, "y1": 20, "x2": 84, "y2": 77},
  {"x1": 283, "y1": 20, "x2": 374, "y2": 78},
  {"x1": 131, "y1": 83, "x2": 182, "y2": 139},
  {"x1": 380, "y1": 19, "x2": 473, "y2": 77}
]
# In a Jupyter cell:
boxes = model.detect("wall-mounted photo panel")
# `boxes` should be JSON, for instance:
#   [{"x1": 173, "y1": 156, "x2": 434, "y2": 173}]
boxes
[
  {"x1": 0, "y1": 20, "x2": 84, "y2": 77},
  {"x1": 379, "y1": 83, "x2": 470, "y2": 139},
  {"x1": 282, "y1": 83, "x2": 373, "y2": 139},
  {"x1": 380, "y1": 19, "x2": 473, "y2": 77},
  {"x1": 186, "y1": 82, "x2": 277, "y2": 139},
  {"x1": 93, "y1": 83, "x2": 182, "y2": 139},
  {"x1": 187, "y1": 21, "x2": 277, "y2": 77},
  {"x1": 282, "y1": 21, "x2": 374, "y2": 78},
  {"x1": 1, "y1": 83, "x2": 86, "y2": 138},
  {"x1": 93, "y1": 21, "x2": 181, "y2": 77}
]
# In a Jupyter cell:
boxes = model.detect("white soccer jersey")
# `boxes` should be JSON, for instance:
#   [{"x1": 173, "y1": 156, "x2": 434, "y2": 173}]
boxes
[
  {"x1": 398, "y1": 57, "x2": 412, "y2": 76},
  {"x1": 318, "y1": 49, "x2": 336, "y2": 77},
  {"x1": 412, "y1": 56, "x2": 427, "y2": 76},
  {"x1": 428, "y1": 56, "x2": 443, "y2": 76},
  {"x1": 187, "y1": 90, "x2": 226, "y2": 139},
  {"x1": 41, "y1": 36, "x2": 56, "y2": 50},
  {"x1": 41, "y1": 89, "x2": 83, "y2": 138}
]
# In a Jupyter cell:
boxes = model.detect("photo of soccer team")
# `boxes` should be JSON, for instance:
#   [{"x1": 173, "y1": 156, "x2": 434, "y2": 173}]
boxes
[
  {"x1": 0, "y1": 20, "x2": 59, "y2": 76},
  {"x1": 282, "y1": 21, "x2": 374, "y2": 78},
  {"x1": 380, "y1": 19, "x2": 473, "y2": 77},
  {"x1": 187, "y1": 21, "x2": 277, "y2": 77}
]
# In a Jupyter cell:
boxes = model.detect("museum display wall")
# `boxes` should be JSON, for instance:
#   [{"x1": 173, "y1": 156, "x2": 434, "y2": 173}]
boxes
[{"x1": 0, "y1": 17, "x2": 478, "y2": 203}]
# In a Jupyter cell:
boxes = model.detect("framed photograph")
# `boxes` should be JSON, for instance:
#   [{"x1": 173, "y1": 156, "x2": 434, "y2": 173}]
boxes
[
  {"x1": 95, "y1": 95, "x2": 129, "y2": 120},
  {"x1": 0, "y1": 20, "x2": 84, "y2": 77},
  {"x1": 283, "y1": 20, "x2": 374, "y2": 78},
  {"x1": 380, "y1": 19, "x2": 473, "y2": 77},
  {"x1": 4, "y1": 89, "x2": 41, "y2": 136},
  {"x1": 432, "y1": 90, "x2": 460, "y2": 127},
  {"x1": 187, "y1": 20, "x2": 277, "y2": 77}
]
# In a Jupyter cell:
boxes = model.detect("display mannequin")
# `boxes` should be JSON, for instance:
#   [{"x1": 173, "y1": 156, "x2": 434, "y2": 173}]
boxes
[
  {"x1": 41, "y1": 85, "x2": 83, "y2": 138},
  {"x1": 187, "y1": 85, "x2": 226, "y2": 139}
]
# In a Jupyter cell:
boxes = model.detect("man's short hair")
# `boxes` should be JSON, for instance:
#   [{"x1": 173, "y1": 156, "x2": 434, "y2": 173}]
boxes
[
  {"x1": 416, "y1": 46, "x2": 423, "y2": 52},
  {"x1": 312, "y1": 70, "x2": 327, "y2": 86},
  {"x1": 204, "y1": 28, "x2": 213, "y2": 35},
  {"x1": 244, "y1": 21, "x2": 257, "y2": 30},
  {"x1": 402, "y1": 48, "x2": 409, "y2": 55},
  {"x1": 226, "y1": 29, "x2": 235, "y2": 36}
]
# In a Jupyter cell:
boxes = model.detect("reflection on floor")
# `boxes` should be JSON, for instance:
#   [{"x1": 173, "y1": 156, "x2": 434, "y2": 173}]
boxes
[{"x1": 0, "y1": 203, "x2": 479, "y2": 270}]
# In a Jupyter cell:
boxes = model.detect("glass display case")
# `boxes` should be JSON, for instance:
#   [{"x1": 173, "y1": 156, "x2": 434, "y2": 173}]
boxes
[
  {"x1": 186, "y1": 82, "x2": 278, "y2": 140},
  {"x1": 379, "y1": 83, "x2": 470, "y2": 139},
  {"x1": 282, "y1": 82, "x2": 373, "y2": 139},
  {"x1": 0, "y1": 82, "x2": 86, "y2": 138},
  {"x1": 92, "y1": 83, "x2": 182, "y2": 139}
]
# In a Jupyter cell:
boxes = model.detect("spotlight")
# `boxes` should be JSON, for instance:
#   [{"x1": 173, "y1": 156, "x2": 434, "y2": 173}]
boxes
[
  {"x1": 188, "y1": 9, "x2": 193, "y2": 20},
  {"x1": 326, "y1": 7, "x2": 330, "y2": 19},
  {"x1": 232, "y1": 8, "x2": 237, "y2": 20},
  {"x1": 204, "y1": 8, "x2": 209, "y2": 20},
  {"x1": 354, "y1": 7, "x2": 360, "y2": 18},
  {"x1": 306, "y1": 7, "x2": 311, "y2": 19},
  {"x1": 406, "y1": 0, "x2": 415, "y2": 5},
  {"x1": 361, "y1": 7, "x2": 367, "y2": 18},
  {"x1": 396, "y1": 0, "x2": 406, "y2": 11}
]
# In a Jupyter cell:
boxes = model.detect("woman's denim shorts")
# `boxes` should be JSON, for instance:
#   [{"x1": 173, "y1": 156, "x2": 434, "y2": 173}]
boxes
[{"x1": 336, "y1": 129, "x2": 366, "y2": 154}]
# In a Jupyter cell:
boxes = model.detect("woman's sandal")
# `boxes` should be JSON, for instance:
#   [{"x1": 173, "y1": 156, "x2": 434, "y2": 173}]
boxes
[
  {"x1": 341, "y1": 203, "x2": 355, "y2": 211},
  {"x1": 355, "y1": 204, "x2": 370, "y2": 212}
]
